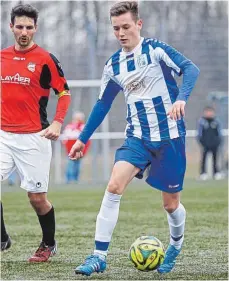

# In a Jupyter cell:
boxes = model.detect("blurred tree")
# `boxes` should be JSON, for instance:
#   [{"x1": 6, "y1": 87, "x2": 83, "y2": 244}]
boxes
[{"x1": 1, "y1": 0, "x2": 227, "y2": 130}]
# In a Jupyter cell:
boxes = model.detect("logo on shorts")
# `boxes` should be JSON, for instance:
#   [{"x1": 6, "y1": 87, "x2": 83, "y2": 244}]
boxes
[
  {"x1": 168, "y1": 184, "x2": 179, "y2": 188},
  {"x1": 27, "y1": 62, "x2": 36, "y2": 72},
  {"x1": 36, "y1": 182, "x2": 42, "y2": 188}
]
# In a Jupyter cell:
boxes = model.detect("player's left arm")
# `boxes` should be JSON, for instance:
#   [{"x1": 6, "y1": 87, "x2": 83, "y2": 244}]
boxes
[
  {"x1": 41, "y1": 53, "x2": 71, "y2": 140},
  {"x1": 152, "y1": 40, "x2": 200, "y2": 120},
  {"x1": 216, "y1": 118, "x2": 223, "y2": 144}
]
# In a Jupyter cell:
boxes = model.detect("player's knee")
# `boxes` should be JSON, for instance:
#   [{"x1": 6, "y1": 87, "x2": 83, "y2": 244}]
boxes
[
  {"x1": 107, "y1": 180, "x2": 123, "y2": 195},
  {"x1": 163, "y1": 202, "x2": 179, "y2": 213},
  {"x1": 28, "y1": 193, "x2": 47, "y2": 209}
]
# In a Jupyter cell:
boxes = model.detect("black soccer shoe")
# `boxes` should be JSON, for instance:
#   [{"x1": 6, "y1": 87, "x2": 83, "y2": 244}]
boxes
[{"x1": 1, "y1": 235, "x2": 11, "y2": 251}]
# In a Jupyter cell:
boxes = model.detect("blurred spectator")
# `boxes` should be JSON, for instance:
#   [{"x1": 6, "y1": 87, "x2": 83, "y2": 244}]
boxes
[
  {"x1": 197, "y1": 106, "x2": 223, "y2": 180},
  {"x1": 8, "y1": 171, "x2": 17, "y2": 186},
  {"x1": 62, "y1": 112, "x2": 91, "y2": 183}
]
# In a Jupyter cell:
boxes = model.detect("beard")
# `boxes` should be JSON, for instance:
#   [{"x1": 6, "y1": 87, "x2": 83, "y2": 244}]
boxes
[{"x1": 18, "y1": 37, "x2": 31, "y2": 47}]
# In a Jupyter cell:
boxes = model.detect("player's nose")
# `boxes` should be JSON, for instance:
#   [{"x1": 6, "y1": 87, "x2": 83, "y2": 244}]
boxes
[
  {"x1": 21, "y1": 27, "x2": 28, "y2": 35},
  {"x1": 119, "y1": 28, "x2": 125, "y2": 36}
]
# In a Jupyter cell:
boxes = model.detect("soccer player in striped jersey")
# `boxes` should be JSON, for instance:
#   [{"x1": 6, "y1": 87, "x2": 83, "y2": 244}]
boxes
[
  {"x1": 1, "y1": 4, "x2": 71, "y2": 261},
  {"x1": 70, "y1": 1, "x2": 200, "y2": 276}
]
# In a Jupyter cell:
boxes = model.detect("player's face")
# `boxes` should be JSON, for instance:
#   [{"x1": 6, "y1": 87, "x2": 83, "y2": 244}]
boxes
[
  {"x1": 204, "y1": 109, "x2": 215, "y2": 119},
  {"x1": 10, "y1": 16, "x2": 37, "y2": 50},
  {"x1": 111, "y1": 12, "x2": 142, "y2": 52}
]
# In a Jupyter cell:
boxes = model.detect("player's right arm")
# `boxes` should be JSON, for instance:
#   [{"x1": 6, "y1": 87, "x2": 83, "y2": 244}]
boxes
[
  {"x1": 151, "y1": 39, "x2": 200, "y2": 121},
  {"x1": 40, "y1": 53, "x2": 70, "y2": 140},
  {"x1": 69, "y1": 65, "x2": 122, "y2": 160}
]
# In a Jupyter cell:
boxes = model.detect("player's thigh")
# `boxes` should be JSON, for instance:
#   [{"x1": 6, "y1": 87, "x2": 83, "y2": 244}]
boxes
[
  {"x1": 107, "y1": 161, "x2": 141, "y2": 194},
  {"x1": 0, "y1": 137, "x2": 16, "y2": 181},
  {"x1": 13, "y1": 133, "x2": 52, "y2": 193},
  {"x1": 147, "y1": 137, "x2": 186, "y2": 193},
  {"x1": 115, "y1": 137, "x2": 151, "y2": 180}
]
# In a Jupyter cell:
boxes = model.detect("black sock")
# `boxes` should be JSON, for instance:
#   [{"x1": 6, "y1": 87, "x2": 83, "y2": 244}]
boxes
[
  {"x1": 1, "y1": 202, "x2": 9, "y2": 242},
  {"x1": 37, "y1": 206, "x2": 55, "y2": 246}
]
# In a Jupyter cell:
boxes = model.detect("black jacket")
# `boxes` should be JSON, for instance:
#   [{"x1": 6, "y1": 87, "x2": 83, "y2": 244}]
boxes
[{"x1": 197, "y1": 117, "x2": 222, "y2": 148}]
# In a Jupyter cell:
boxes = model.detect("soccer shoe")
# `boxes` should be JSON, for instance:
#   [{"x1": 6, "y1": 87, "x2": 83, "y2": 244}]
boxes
[
  {"x1": 199, "y1": 173, "x2": 208, "y2": 181},
  {"x1": 28, "y1": 241, "x2": 57, "y2": 262},
  {"x1": 1, "y1": 236, "x2": 12, "y2": 251},
  {"x1": 214, "y1": 172, "x2": 224, "y2": 180},
  {"x1": 75, "y1": 254, "x2": 106, "y2": 276},
  {"x1": 157, "y1": 244, "x2": 181, "y2": 273}
]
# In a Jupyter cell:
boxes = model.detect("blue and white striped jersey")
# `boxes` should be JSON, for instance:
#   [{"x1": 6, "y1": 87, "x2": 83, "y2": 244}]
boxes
[
  {"x1": 78, "y1": 38, "x2": 199, "y2": 144},
  {"x1": 98, "y1": 37, "x2": 199, "y2": 141}
]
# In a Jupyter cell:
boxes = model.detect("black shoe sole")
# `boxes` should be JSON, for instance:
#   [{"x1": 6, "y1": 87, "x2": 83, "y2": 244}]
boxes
[
  {"x1": 75, "y1": 270, "x2": 104, "y2": 276},
  {"x1": 75, "y1": 271, "x2": 90, "y2": 276}
]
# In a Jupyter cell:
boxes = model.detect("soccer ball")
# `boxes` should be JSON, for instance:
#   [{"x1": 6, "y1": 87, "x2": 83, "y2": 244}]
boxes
[{"x1": 129, "y1": 235, "x2": 165, "y2": 271}]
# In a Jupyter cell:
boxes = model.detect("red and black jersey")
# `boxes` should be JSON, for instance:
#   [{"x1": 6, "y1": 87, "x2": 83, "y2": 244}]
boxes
[{"x1": 1, "y1": 44, "x2": 69, "y2": 133}]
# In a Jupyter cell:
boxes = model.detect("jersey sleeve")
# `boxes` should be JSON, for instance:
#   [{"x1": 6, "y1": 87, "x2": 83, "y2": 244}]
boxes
[
  {"x1": 47, "y1": 53, "x2": 70, "y2": 95},
  {"x1": 98, "y1": 64, "x2": 122, "y2": 103},
  {"x1": 151, "y1": 39, "x2": 200, "y2": 101}
]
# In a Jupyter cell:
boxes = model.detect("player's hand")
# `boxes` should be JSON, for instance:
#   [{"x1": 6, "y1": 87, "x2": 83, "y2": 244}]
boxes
[
  {"x1": 69, "y1": 139, "x2": 85, "y2": 160},
  {"x1": 167, "y1": 100, "x2": 186, "y2": 121},
  {"x1": 40, "y1": 121, "x2": 62, "y2": 141}
]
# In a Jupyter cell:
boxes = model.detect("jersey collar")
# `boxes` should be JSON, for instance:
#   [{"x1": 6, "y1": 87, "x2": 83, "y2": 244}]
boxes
[
  {"x1": 122, "y1": 37, "x2": 144, "y2": 55},
  {"x1": 13, "y1": 44, "x2": 38, "y2": 54}
]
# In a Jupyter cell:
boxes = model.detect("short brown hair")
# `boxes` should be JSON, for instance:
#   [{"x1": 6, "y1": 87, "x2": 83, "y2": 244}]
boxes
[
  {"x1": 11, "y1": 4, "x2": 39, "y2": 25},
  {"x1": 110, "y1": 1, "x2": 139, "y2": 21}
]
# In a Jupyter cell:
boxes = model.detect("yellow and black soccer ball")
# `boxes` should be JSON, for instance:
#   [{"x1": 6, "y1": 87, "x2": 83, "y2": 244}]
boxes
[{"x1": 129, "y1": 235, "x2": 165, "y2": 271}]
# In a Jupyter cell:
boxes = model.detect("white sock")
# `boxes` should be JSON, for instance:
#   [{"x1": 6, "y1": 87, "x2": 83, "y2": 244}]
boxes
[
  {"x1": 166, "y1": 203, "x2": 186, "y2": 250},
  {"x1": 94, "y1": 190, "x2": 122, "y2": 257}
]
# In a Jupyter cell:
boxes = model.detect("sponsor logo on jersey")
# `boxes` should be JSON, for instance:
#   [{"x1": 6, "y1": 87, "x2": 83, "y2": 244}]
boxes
[
  {"x1": 27, "y1": 62, "x2": 36, "y2": 72},
  {"x1": 126, "y1": 78, "x2": 146, "y2": 94},
  {"x1": 0, "y1": 73, "x2": 30, "y2": 85}
]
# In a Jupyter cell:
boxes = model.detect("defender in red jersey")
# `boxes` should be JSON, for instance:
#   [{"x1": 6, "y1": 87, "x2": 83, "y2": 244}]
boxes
[{"x1": 0, "y1": 4, "x2": 71, "y2": 262}]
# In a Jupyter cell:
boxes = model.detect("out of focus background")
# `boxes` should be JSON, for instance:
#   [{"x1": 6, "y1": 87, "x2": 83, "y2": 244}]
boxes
[{"x1": 1, "y1": 1, "x2": 228, "y2": 183}]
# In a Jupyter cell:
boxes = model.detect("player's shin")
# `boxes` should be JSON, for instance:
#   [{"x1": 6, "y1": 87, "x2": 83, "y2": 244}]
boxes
[
  {"x1": 37, "y1": 206, "x2": 55, "y2": 246},
  {"x1": 94, "y1": 190, "x2": 122, "y2": 259},
  {"x1": 166, "y1": 203, "x2": 186, "y2": 249}
]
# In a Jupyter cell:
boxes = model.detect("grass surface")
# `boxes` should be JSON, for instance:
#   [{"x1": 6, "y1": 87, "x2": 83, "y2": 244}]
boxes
[{"x1": 1, "y1": 179, "x2": 228, "y2": 280}]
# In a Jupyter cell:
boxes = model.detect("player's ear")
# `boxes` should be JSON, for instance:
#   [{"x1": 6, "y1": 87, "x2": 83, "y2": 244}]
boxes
[
  {"x1": 137, "y1": 19, "x2": 143, "y2": 31},
  {"x1": 10, "y1": 23, "x2": 13, "y2": 31}
]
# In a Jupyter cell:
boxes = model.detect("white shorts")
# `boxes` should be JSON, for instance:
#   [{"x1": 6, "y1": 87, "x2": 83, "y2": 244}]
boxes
[{"x1": 0, "y1": 130, "x2": 52, "y2": 193}]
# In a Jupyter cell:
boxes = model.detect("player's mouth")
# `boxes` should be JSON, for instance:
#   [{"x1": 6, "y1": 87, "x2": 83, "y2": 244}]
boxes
[
  {"x1": 20, "y1": 37, "x2": 29, "y2": 43},
  {"x1": 120, "y1": 39, "x2": 128, "y2": 44}
]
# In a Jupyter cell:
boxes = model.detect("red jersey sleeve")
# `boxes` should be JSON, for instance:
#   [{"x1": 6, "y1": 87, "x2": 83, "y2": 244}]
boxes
[{"x1": 46, "y1": 53, "x2": 69, "y2": 94}]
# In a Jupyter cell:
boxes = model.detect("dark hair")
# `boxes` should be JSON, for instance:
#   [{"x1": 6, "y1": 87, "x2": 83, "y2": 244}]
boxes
[
  {"x1": 204, "y1": 106, "x2": 215, "y2": 111},
  {"x1": 11, "y1": 4, "x2": 39, "y2": 25},
  {"x1": 110, "y1": 1, "x2": 139, "y2": 21}
]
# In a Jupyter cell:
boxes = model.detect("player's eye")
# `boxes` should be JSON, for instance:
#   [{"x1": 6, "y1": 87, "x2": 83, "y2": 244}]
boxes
[
  {"x1": 26, "y1": 26, "x2": 34, "y2": 30},
  {"x1": 113, "y1": 27, "x2": 120, "y2": 31},
  {"x1": 16, "y1": 25, "x2": 23, "y2": 29},
  {"x1": 123, "y1": 25, "x2": 130, "y2": 30}
]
